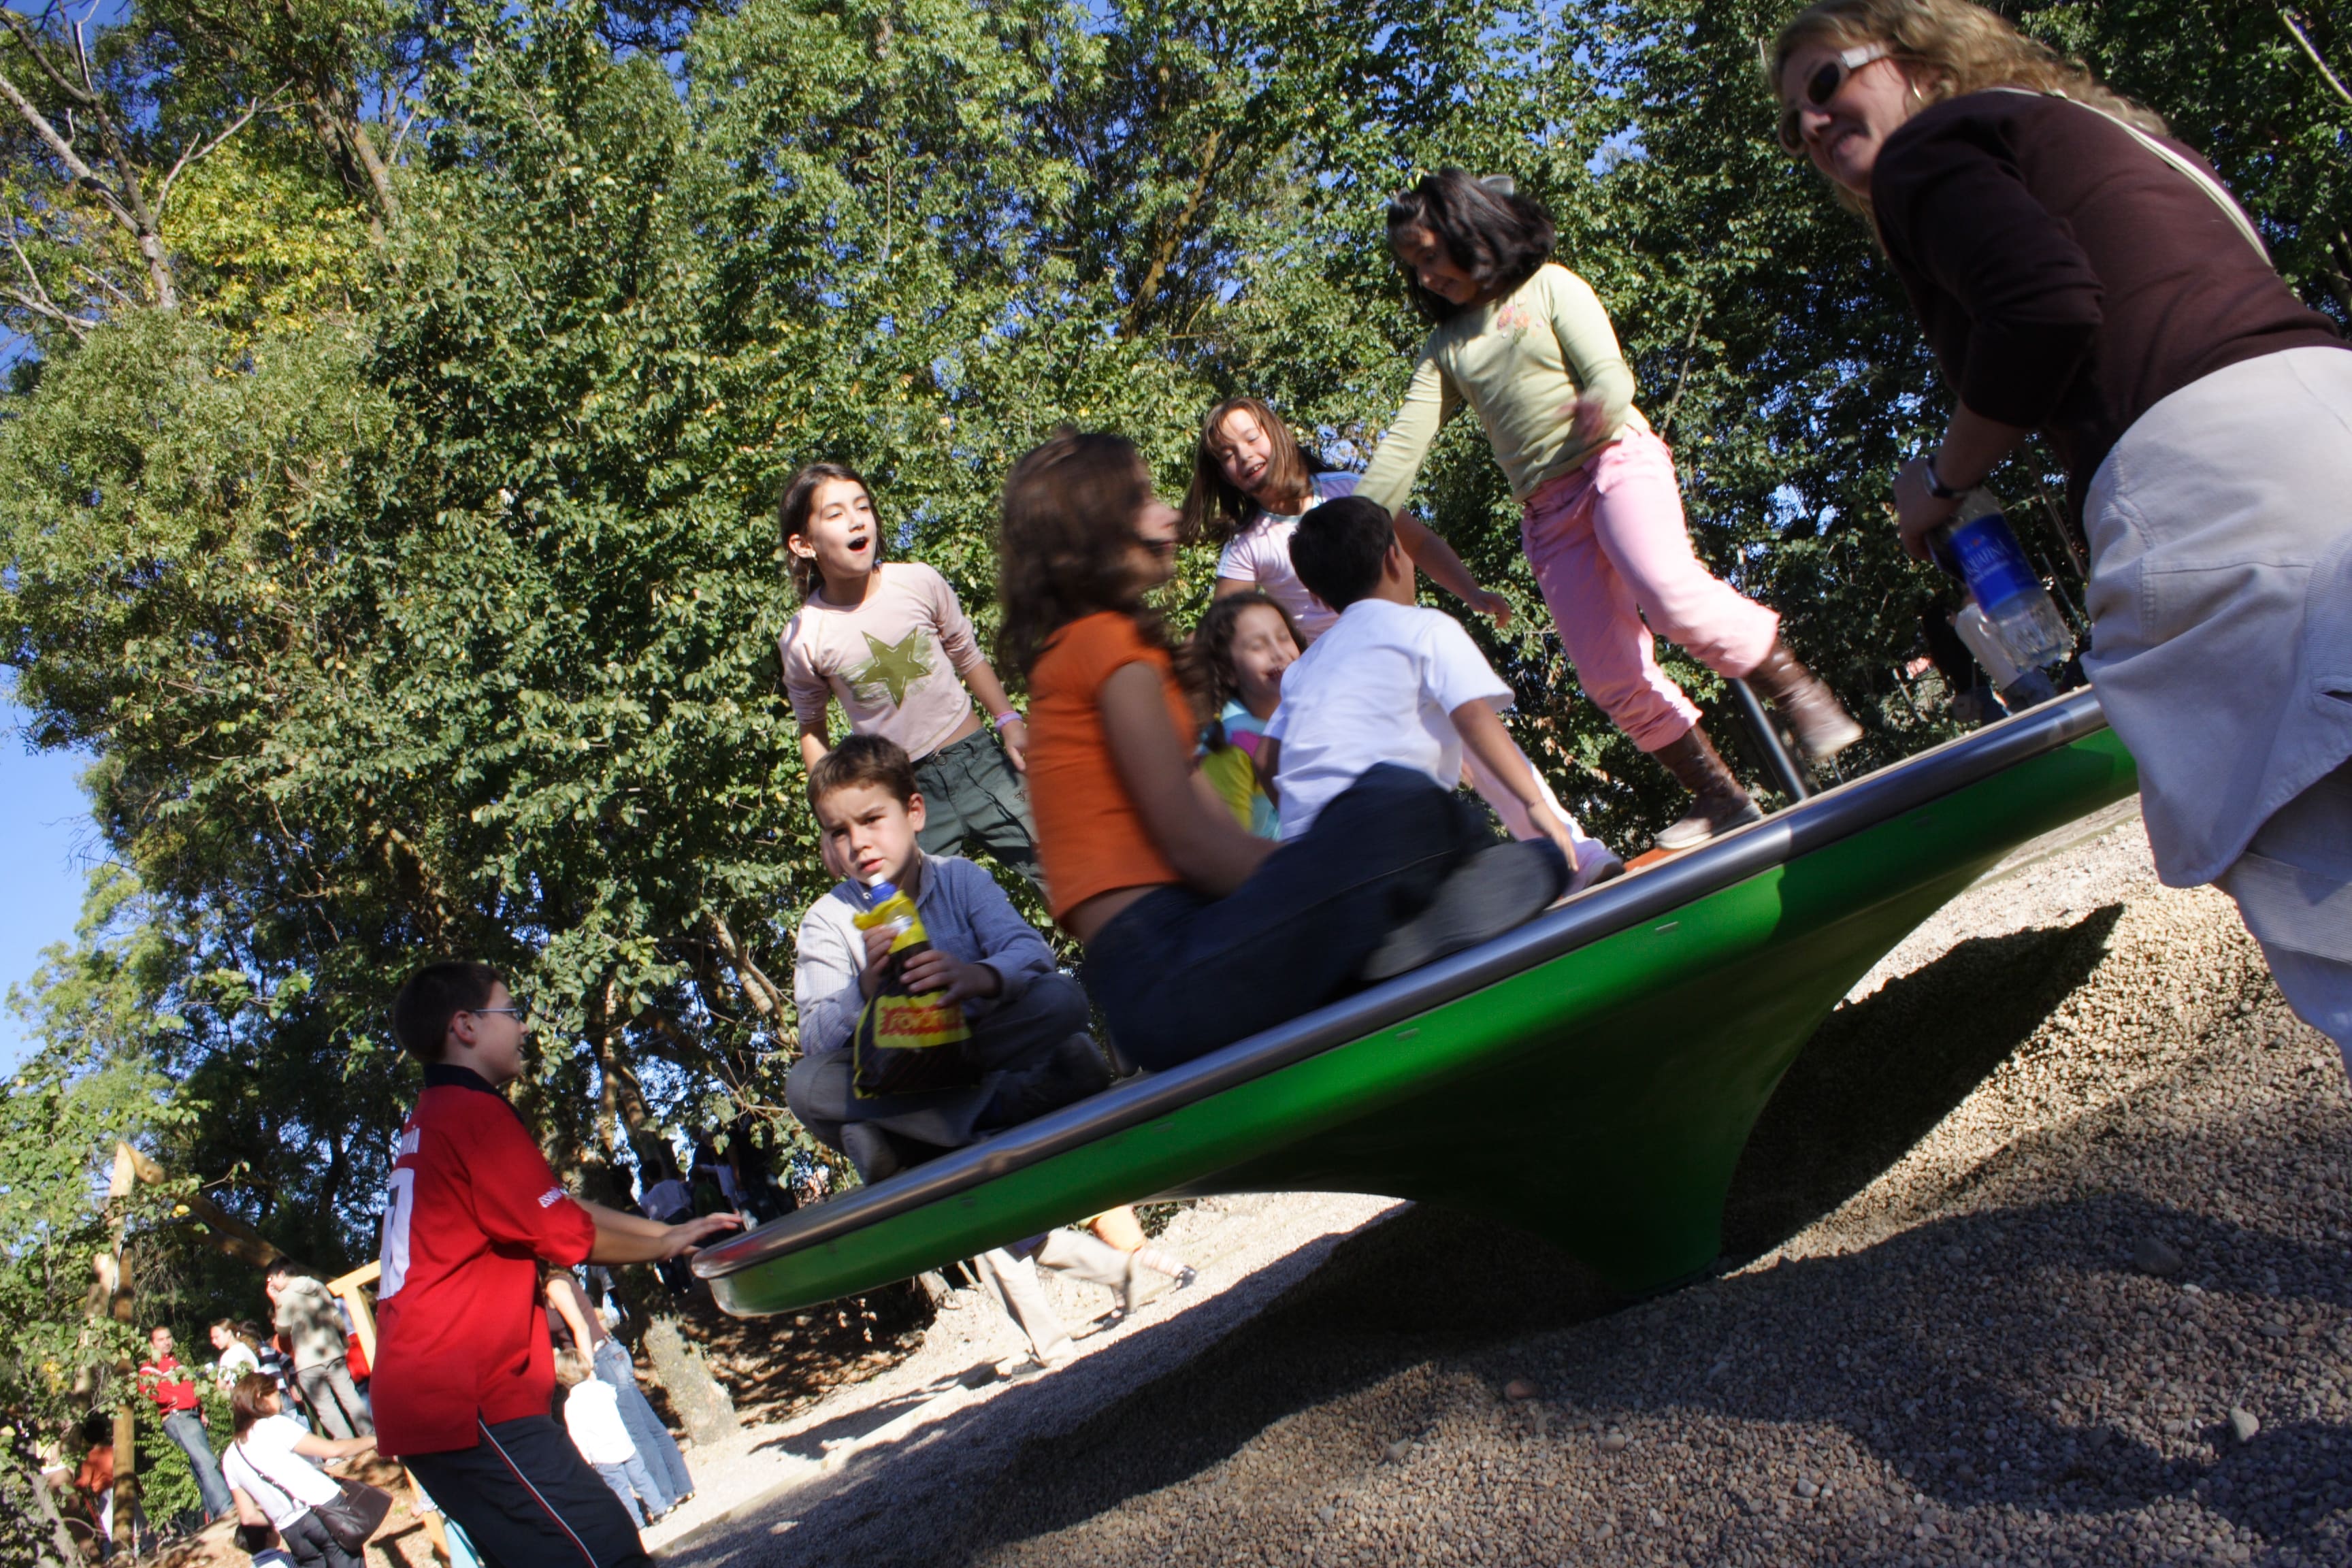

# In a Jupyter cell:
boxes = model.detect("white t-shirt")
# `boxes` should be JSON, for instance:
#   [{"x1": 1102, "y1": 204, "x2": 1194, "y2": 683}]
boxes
[
  {"x1": 561, "y1": 1377, "x2": 638, "y2": 1467},
  {"x1": 1267, "y1": 598, "x2": 1511, "y2": 840},
  {"x1": 1213, "y1": 472, "x2": 1359, "y2": 641},
  {"x1": 225, "y1": 1416, "x2": 338, "y2": 1530},
  {"x1": 216, "y1": 1342, "x2": 261, "y2": 1388}
]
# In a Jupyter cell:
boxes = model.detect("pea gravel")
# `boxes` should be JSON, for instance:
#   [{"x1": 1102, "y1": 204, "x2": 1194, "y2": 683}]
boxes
[{"x1": 669, "y1": 804, "x2": 2352, "y2": 1567}]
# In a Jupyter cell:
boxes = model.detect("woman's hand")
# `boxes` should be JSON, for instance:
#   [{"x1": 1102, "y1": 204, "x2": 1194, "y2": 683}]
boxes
[
  {"x1": 1891, "y1": 457, "x2": 1963, "y2": 561},
  {"x1": 997, "y1": 715, "x2": 1029, "y2": 772}
]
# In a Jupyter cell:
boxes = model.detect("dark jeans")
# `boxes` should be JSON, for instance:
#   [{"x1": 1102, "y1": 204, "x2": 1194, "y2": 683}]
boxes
[
  {"x1": 281, "y1": 1510, "x2": 361, "y2": 1568},
  {"x1": 915, "y1": 726, "x2": 1044, "y2": 890},
  {"x1": 405, "y1": 1415, "x2": 649, "y2": 1568},
  {"x1": 785, "y1": 973, "x2": 1092, "y2": 1149},
  {"x1": 1084, "y1": 764, "x2": 1492, "y2": 1071}
]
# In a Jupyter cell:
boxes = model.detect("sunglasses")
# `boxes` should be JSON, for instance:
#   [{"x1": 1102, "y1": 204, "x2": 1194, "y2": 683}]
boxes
[{"x1": 1778, "y1": 43, "x2": 1892, "y2": 153}]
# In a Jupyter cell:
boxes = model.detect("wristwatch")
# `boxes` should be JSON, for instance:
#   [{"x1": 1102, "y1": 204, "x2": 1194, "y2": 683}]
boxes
[{"x1": 1923, "y1": 456, "x2": 1965, "y2": 501}]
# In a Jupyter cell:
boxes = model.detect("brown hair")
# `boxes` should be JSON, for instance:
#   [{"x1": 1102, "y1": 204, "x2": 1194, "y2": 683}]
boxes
[
  {"x1": 389, "y1": 961, "x2": 504, "y2": 1062},
  {"x1": 806, "y1": 733, "x2": 919, "y2": 813},
  {"x1": 777, "y1": 462, "x2": 879, "y2": 600},
  {"x1": 1771, "y1": 0, "x2": 2163, "y2": 211},
  {"x1": 1180, "y1": 397, "x2": 1323, "y2": 547},
  {"x1": 553, "y1": 1350, "x2": 593, "y2": 1387},
  {"x1": 1385, "y1": 170, "x2": 1556, "y2": 323},
  {"x1": 1179, "y1": 592, "x2": 1304, "y2": 745},
  {"x1": 230, "y1": 1371, "x2": 280, "y2": 1439},
  {"x1": 994, "y1": 429, "x2": 1167, "y2": 680}
]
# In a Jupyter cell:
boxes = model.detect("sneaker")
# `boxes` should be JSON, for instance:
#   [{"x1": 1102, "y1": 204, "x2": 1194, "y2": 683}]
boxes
[
  {"x1": 1360, "y1": 840, "x2": 1568, "y2": 982},
  {"x1": 1565, "y1": 843, "x2": 1626, "y2": 898},
  {"x1": 1122, "y1": 1255, "x2": 1176, "y2": 1317}
]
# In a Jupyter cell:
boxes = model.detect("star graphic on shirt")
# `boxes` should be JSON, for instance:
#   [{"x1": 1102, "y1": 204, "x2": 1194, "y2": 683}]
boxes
[{"x1": 849, "y1": 629, "x2": 936, "y2": 707}]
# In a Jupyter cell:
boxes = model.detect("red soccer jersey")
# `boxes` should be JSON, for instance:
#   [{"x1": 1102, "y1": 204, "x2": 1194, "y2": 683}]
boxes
[
  {"x1": 138, "y1": 1353, "x2": 199, "y2": 1414},
  {"x1": 372, "y1": 1064, "x2": 595, "y2": 1455}
]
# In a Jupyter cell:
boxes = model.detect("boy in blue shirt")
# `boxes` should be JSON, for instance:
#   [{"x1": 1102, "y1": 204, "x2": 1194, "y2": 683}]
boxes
[{"x1": 787, "y1": 735, "x2": 1109, "y2": 1181}]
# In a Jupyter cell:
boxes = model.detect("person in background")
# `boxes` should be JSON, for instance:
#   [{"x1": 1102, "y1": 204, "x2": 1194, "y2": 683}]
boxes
[
  {"x1": 1085, "y1": 1207, "x2": 1196, "y2": 1293},
  {"x1": 779, "y1": 461, "x2": 1043, "y2": 887},
  {"x1": 554, "y1": 1351, "x2": 666, "y2": 1527},
  {"x1": 220, "y1": 1372, "x2": 372, "y2": 1568},
  {"x1": 139, "y1": 1324, "x2": 233, "y2": 1522},
  {"x1": 211, "y1": 1320, "x2": 262, "y2": 1392},
  {"x1": 264, "y1": 1264, "x2": 372, "y2": 1441},
  {"x1": 1360, "y1": 170, "x2": 1863, "y2": 850},
  {"x1": 1773, "y1": 0, "x2": 2352, "y2": 1063},
  {"x1": 542, "y1": 1267, "x2": 693, "y2": 1514},
  {"x1": 787, "y1": 735, "x2": 1111, "y2": 1181},
  {"x1": 1000, "y1": 429, "x2": 1545, "y2": 1073},
  {"x1": 371, "y1": 961, "x2": 738, "y2": 1567}
]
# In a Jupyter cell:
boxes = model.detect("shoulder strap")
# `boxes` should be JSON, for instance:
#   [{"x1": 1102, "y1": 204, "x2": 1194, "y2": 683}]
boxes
[{"x1": 1987, "y1": 88, "x2": 2271, "y2": 266}]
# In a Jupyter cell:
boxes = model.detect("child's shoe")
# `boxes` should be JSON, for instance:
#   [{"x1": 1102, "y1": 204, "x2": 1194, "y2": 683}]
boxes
[
  {"x1": 1744, "y1": 641, "x2": 1863, "y2": 761},
  {"x1": 1565, "y1": 841, "x2": 1626, "y2": 898},
  {"x1": 1360, "y1": 839, "x2": 1567, "y2": 981},
  {"x1": 1650, "y1": 725, "x2": 1763, "y2": 851}
]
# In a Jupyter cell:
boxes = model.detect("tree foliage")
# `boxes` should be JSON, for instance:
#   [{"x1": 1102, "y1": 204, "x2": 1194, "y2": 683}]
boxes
[{"x1": 1, "y1": 0, "x2": 2343, "y2": 1439}]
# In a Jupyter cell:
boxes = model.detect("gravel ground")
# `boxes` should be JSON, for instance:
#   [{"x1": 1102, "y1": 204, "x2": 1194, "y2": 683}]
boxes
[{"x1": 668, "y1": 802, "x2": 2352, "y2": 1567}]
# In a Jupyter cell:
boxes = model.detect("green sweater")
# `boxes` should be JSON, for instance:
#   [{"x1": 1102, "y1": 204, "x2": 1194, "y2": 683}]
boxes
[{"x1": 1356, "y1": 263, "x2": 1649, "y2": 516}]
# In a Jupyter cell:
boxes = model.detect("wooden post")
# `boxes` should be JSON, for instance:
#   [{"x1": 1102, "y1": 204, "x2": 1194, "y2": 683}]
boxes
[{"x1": 104, "y1": 1147, "x2": 138, "y2": 1556}]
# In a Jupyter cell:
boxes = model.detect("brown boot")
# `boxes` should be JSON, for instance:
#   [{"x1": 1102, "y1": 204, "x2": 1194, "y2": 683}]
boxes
[
  {"x1": 1650, "y1": 725, "x2": 1763, "y2": 851},
  {"x1": 1744, "y1": 640, "x2": 1863, "y2": 762}
]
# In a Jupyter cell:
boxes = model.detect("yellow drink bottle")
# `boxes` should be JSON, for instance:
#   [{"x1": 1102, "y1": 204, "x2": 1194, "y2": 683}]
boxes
[{"x1": 849, "y1": 881, "x2": 974, "y2": 1097}]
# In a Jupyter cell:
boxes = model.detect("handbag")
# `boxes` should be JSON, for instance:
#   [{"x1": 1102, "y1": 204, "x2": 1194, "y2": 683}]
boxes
[{"x1": 310, "y1": 1475, "x2": 395, "y2": 1552}]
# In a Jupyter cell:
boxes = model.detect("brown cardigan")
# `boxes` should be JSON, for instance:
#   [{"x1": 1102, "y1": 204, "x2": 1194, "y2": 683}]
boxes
[{"x1": 1869, "y1": 91, "x2": 2344, "y2": 519}]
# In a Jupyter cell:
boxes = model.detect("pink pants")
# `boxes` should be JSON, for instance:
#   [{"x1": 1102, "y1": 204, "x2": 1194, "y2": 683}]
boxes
[{"x1": 1519, "y1": 427, "x2": 1780, "y2": 753}]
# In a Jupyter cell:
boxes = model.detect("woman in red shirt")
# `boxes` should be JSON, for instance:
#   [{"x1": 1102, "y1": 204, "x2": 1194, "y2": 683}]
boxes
[{"x1": 998, "y1": 429, "x2": 1558, "y2": 1070}]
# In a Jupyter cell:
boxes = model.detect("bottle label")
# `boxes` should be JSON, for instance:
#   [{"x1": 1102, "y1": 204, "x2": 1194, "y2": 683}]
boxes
[{"x1": 1946, "y1": 514, "x2": 2040, "y2": 610}]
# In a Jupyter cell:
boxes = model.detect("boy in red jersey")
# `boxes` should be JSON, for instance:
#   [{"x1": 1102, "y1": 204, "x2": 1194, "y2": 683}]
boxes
[{"x1": 374, "y1": 961, "x2": 740, "y2": 1567}]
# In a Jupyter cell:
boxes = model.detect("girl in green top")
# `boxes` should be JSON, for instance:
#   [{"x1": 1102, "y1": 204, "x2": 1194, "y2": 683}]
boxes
[{"x1": 1358, "y1": 170, "x2": 1862, "y2": 850}]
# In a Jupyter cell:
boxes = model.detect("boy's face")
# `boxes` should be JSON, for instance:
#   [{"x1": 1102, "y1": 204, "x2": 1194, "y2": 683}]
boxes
[
  {"x1": 815, "y1": 781, "x2": 926, "y2": 888},
  {"x1": 443, "y1": 981, "x2": 530, "y2": 1085}
]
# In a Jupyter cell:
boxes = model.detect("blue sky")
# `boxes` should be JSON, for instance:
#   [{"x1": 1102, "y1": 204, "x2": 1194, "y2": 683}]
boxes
[{"x1": 1, "y1": 696, "x2": 98, "y2": 1073}]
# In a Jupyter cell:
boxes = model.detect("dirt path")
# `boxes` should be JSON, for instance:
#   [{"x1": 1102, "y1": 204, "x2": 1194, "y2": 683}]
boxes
[{"x1": 664, "y1": 803, "x2": 2352, "y2": 1567}]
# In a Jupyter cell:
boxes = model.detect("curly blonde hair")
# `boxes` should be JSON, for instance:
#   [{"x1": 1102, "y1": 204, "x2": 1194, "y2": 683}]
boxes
[{"x1": 1770, "y1": 0, "x2": 2164, "y2": 183}]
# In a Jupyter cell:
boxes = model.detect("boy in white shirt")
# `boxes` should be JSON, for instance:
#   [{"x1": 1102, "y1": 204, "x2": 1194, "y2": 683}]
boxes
[
  {"x1": 1265, "y1": 495, "x2": 1622, "y2": 977},
  {"x1": 556, "y1": 1352, "x2": 666, "y2": 1527}
]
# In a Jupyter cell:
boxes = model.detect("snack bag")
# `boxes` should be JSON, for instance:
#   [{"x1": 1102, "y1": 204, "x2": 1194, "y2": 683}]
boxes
[{"x1": 850, "y1": 881, "x2": 977, "y2": 1098}]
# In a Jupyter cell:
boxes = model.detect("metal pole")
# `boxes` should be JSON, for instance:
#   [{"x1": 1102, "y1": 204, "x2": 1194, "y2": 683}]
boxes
[{"x1": 1727, "y1": 677, "x2": 1812, "y2": 802}]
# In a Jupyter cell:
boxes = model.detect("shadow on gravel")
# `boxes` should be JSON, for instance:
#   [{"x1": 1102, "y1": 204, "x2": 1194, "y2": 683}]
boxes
[
  {"x1": 692, "y1": 905, "x2": 2159, "y2": 1565},
  {"x1": 1724, "y1": 903, "x2": 2125, "y2": 1257}
]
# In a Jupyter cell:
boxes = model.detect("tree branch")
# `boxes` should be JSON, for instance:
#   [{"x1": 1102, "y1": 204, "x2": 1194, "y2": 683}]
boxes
[{"x1": 2279, "y1": 8, "x2": 2352, "y2": 108}]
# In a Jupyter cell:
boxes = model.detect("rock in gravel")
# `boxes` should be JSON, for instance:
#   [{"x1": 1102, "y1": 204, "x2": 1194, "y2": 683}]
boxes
[
  {"x1": 1502, "y1": 1377, "x2": 1539, "y2": 1401},
  {"x1": 1600, "y1": 1428, "x2": 1628, "y2": 1453},
  {"x1": 2133, "y1": 1235, "x2": 2185, "y2": 1276},
  {"x1": 1384, "y1": 1439, "x2": 1411, "y2": 1463},
  {"x1": 2230, "y1": 1407, "x2": 2261, "y2": 1443}
]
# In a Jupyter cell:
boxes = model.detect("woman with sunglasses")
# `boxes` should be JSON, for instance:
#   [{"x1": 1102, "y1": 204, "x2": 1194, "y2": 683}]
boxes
[{"x1": 1773, "y1": 0, "x2": 2352, "y2": 1064}]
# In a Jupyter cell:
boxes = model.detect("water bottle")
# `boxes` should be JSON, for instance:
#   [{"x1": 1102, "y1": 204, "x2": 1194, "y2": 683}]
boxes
[{"x1": 1934, "y1": 490, "x2": 2072, "y2": 673}]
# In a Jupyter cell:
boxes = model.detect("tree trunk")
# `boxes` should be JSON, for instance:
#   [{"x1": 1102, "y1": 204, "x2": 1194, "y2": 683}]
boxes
[{"x1": 640, "y1": 1318, "x2": 738, "y2": 1446}]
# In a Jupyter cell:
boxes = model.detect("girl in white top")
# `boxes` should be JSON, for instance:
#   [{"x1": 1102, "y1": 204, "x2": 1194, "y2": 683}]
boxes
[
  {"x1": 212, "y1": 1318, "x2": 261, "y2": 1390},
  {"x1": 222, "y1": 1373, "x2": 373, "y2": 1568},
  {"x1": 1183, "y1": 396, "x2": 1612, "y2": 860}
]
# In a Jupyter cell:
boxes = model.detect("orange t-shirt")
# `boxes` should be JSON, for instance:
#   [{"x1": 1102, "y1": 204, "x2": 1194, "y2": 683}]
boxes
[{"x1": 1026, "y1": 612, "x2": 1198, "y2": 925}]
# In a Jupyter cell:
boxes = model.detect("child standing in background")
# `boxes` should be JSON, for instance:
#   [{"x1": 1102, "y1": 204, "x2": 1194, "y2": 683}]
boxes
[
  {"x1": 555, "y1": 1352, "x2": 666, "y2": 1528},
  {"x1": 1358, "y1": 171, "x2": 1861, "y2": 851},
  {"x1": 778, "y1": 463, "x2": 1044, "y2": 888},
  {"x1": 1180, "y1": 591, "x2": 1301, "y2": 838},
  {"x1": 1188, "y1": 396, "x2": 1605, "y2": 849}
]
